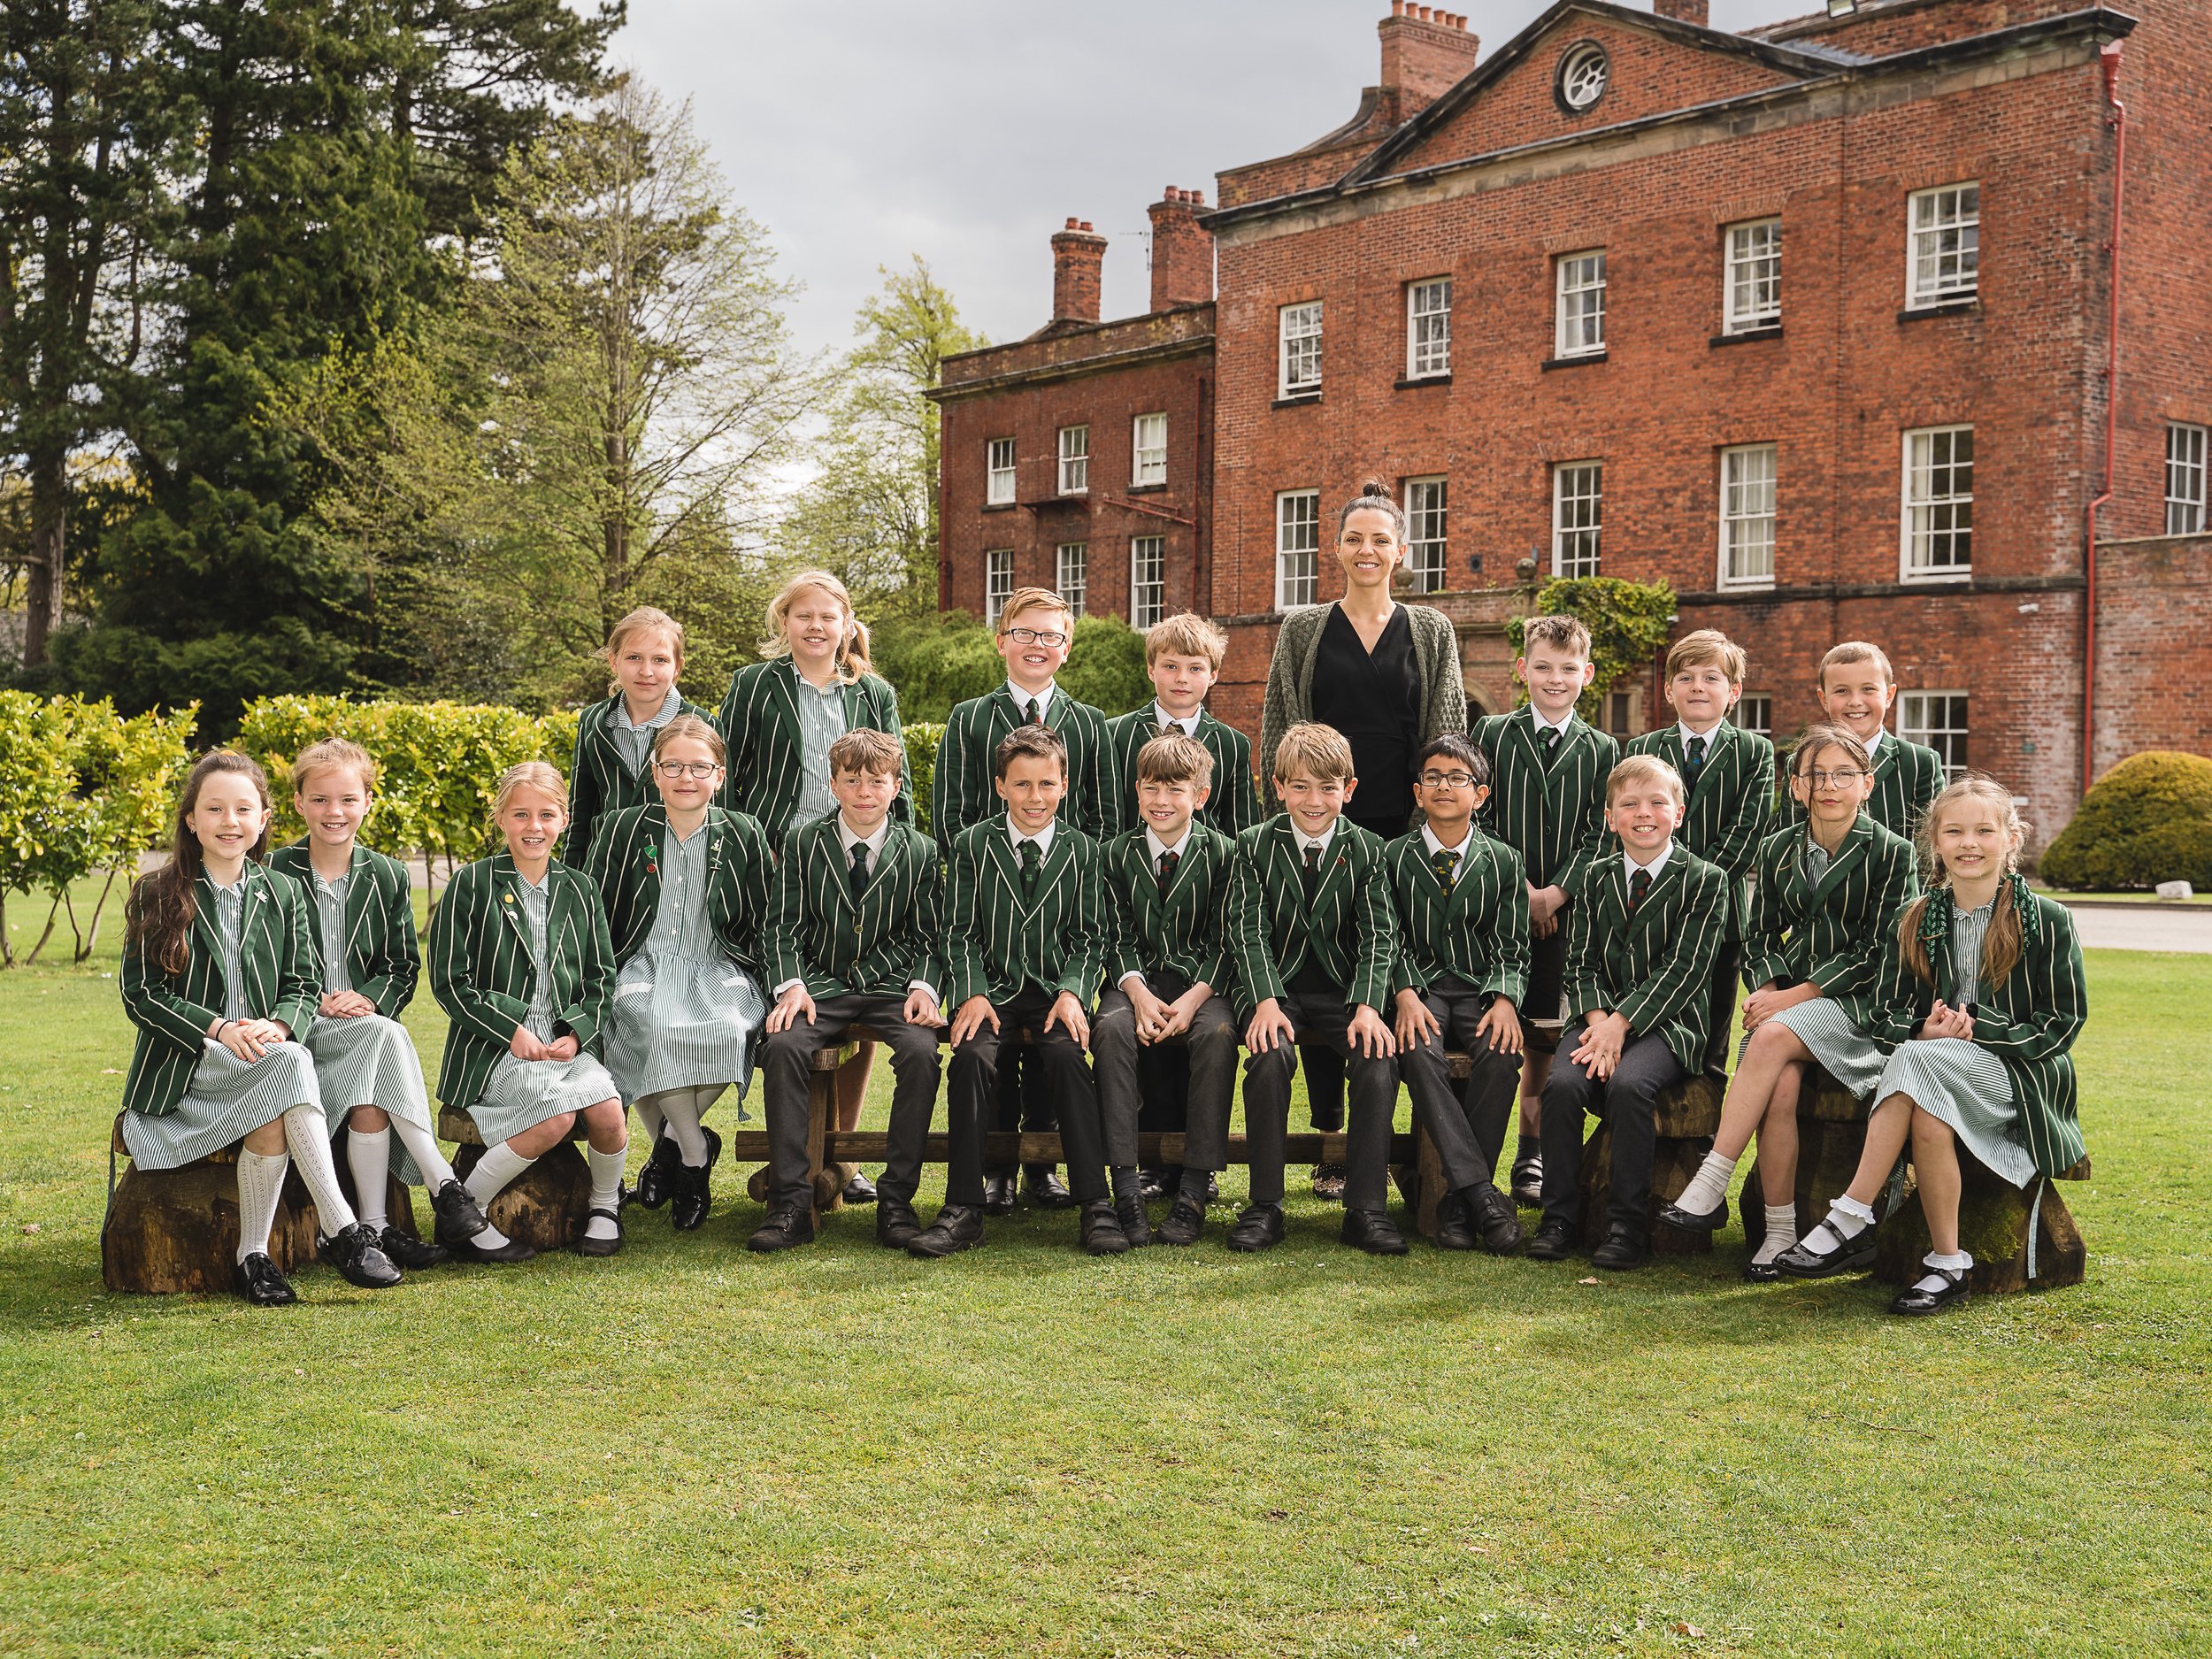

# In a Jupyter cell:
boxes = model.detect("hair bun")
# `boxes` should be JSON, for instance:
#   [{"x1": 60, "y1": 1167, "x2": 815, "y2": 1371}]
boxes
[{"x1": 1359, "y1": 478, "x2": 1390, "y2": 499}]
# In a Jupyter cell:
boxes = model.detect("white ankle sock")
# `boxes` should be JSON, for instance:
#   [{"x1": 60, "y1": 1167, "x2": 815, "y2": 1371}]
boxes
[
  {"x1": 234, "y1": 1148, "x2": 289, "y2": 1263},
  {"x1": 653, "y1": 1088, "x2": 710, "y2": 1167},
  {"x1": 465, "y1": 1141, "x2": 535, "y2": 1210},
  {"x1": 346, "y1": 1126, "x2": 391, "y2": 1229},
  {"x1": 1750, "y1": 1202, "x2": 1799, "y2": 1266},
  {"x1": 1675, "y1": 1149, "x2": 1737, "y2": 1216},
  {"x1": 282, "y1": 1103, "x2": 357, "y2": 1237},
  {"x1": 585, "y1": 1144, "x2": 626, "y2": 1240},
  {"x1": 388, "y1": 1114, "x2": 457, "y2": 1191},
  {"x1": 1797, "y1": 1193, "x2": 1878, "y2": 1257},
  {"x1": 1913, "y1": 1248, "x2": 1972, "y2": 1294}
]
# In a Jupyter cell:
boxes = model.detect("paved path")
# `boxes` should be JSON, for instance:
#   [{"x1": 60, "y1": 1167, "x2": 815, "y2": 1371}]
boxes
[{"x1": 2064, "y1": 904, "x2": 2212, "y2": 954}]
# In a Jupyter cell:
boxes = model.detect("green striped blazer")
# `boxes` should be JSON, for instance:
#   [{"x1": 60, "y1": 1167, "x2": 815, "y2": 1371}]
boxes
[
  {"x1": 714, "y1": 660, "x2": 910, "y2": 835},
  {"x1": 426, "y1": 854, "x2": 617, "y2": 1110},
  {"x1": 580, "y1": 804, "x2": 776, "y2": 977},
  {"x1": 1563, "y1": 847, "x2": 1732, "y2": 1076},
  {"x1": 1870, "y1": 876, "x2": 2088, "y2": 1178},
  {"x1": 265, "y1": 841, "x2": 420, "y2": 1018},
  {"x1": 1227, "y1": 817, "x2": 1395, "y2": 1023},
  {"x1": 943, "y1": 815, "x2": 1106, "y2": 1009},
  {"x1": 1101, "y1": 706, "x2": 1263, "y2": 840},
  {"x1": 933, "y1": 687, "x2": 1110, "y2": 845},
  {"x1": 1472, "y1": 705, "x2": 1618, "y2": 899},
  {"x1": 1778, "y1": 733, "x2": 1945, "y2": 843},
  {"x1": 764, "y1": 814, "x2": 945, "y2": 1000},
  {"x1": 1099, "y1": 822, "x2": 1244, "y2": 998},
  {"x1": 1624, "y1": 720, "x2": 1775, "y2": 935},
  {"x1": 119, "y1": 864, "x2": 322, "y2": 1118},
  {"x1": 1383, "y1": 828, "x2": 1531, "y2": 1007},
  {"x1": 566, "y1": 690, "x2": 719, "y2": 866},
  {"x1": 1740, "y1": 816, "x2": 1921, "y2": 1028}
]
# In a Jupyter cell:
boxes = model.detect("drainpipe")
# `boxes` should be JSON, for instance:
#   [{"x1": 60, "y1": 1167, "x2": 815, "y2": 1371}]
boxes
[{"x1": 2082, "y1": 41, "x2": 2125, "y2": 798}]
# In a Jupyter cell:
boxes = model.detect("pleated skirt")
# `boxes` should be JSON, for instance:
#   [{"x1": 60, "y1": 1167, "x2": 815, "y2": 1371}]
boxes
[
  {"x1": 306, "y1": 1012, "x2": 434, "y2": 1185},
  {"x1": 121, "y1": 1041, "x2": 321, "y2": 1171},
  {"x1": 605, "y1": 952, "x2": 764, "y2": 1116},
  {"x1": 469, "y1": 1048, "x2": 623, "y2": 1145},
  {"x1": 1876, "y1": 1036, "x2": 2035, "y2": 1188}
]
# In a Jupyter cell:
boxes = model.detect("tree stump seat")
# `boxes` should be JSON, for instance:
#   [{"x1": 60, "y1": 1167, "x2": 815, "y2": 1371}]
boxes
[
  {"x1": 1575, "y1": 1074, "x2": 1724, "y2": 1253},
  {"x1": 1874, "y1": 1151, "x2": 2091, "y2": 1295},
  {"x1": 1740, "y1": 1067, "x2": 1874, "y2": 1250},
  {"x1": 437, "y1": 1106, "x2": 593, "y2": 1253}
]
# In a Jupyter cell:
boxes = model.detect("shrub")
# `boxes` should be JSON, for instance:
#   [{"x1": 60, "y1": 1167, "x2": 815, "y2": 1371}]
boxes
[
  {"x1": 2040, "y1": 750, "x2": 2212, "y2": 890},
  {"x1": 902, "y1": 722, "x2": 944, "y2": 837},
  {"x1": 872, "y1": 610, "x2": 1150, "y2": 724},
  {"x1": 1503, "y1": 576, "x2": 1676, "y2": 725}
]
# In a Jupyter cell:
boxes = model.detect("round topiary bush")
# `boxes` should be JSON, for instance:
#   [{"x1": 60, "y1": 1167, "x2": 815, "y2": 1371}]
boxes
[{"x1": 2040, "y1": 749, "x2": 2212, "y2": 889}]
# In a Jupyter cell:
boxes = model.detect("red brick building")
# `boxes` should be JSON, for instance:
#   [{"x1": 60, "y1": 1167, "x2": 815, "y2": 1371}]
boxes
[{"x1": 932, "y1": 0, "x2": 2212, "y2": 849}]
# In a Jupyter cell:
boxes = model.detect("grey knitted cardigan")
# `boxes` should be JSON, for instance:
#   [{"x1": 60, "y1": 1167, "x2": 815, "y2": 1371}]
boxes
[{"x1": 1258, "y1": 601, "x2": 1469, "y2": 787}]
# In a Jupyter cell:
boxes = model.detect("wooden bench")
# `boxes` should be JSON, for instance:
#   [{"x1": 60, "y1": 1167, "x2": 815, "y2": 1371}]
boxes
[
  {"x1": 1739, "y1": 1066, "x2": 1871, "y2": 1250},
  {"x1": 102, "y1": 1114, "x2": 421, "y2": 1294},
  {"x1": 1570, "y1": 1075, "x2": 1724, "y2": 1255},
  {"x1": 1874, "y1": 1151, "x2": 2091, "y2": 1294}
]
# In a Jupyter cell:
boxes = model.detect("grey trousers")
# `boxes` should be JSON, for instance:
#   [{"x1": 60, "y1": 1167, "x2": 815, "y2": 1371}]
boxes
[
  {"x1": 1539, "y1": 1020, "x2": 1686, "y2": 1238},
  {"x1": 1397, "y1": 988, "x2": 1521, "y2": 1192},
  {"x1": 949, "y1": 986, "x2": 1107, "y2": 1206},
  {"x1": 761, "y1": 993, "x2": 941, "y2": 1208},
  {"x1": 1092, "y1": 983, "x2": 1237, "y2": 1172},
  {"x1": 1241, "y1": 986, "x2": 1398, "y2": 1210}
]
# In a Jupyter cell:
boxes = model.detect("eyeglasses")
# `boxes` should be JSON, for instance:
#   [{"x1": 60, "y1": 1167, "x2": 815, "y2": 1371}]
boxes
[
  {"x1": 654, "y1": 760, "x2": 720, "y2": 780},
  {"x1": 1417, "y1": 771, "x2": 1479, "y2": 790},
  {"x1": 1803, "y1": 769, "x2": 1868, "y2": 787},
  {"x1": 1001, "y1": 626, "x2": 1069, "y2": 648}
]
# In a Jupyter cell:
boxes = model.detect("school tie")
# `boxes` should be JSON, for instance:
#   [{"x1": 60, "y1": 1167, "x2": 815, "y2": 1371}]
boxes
[
  {"x1": 1156, "y1": 848, "x2": 1179, "y2": 895},
  {"x1": 1430, "y1": 847, "x2": 1459, "y2": 891},
  {"x1": 1540, "y1": 725, "x2": 1563, "y2": 768},
  {"x1": 848, "y1": 840, "x2": 870, "y2": 904},
  {"x1": 1684, "y1": 733, "x2": 1708, "y2": 793},
  {"x1": 1020, "y1": 836, "x2": 1041, "y2": 893},
  {"x1": 1301, "y1": 841, "x2": 1322, "y2": 905},
  {"x1": 1628, "y1": 865, "x2": 1653, "y2": 913},
  {"x1": 1156, "y1": 722, "x2": 1178, "y2": 741}
]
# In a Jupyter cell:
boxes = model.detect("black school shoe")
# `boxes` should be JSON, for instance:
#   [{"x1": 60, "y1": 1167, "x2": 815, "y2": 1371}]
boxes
[
  {"x1": 1138, "y1": 1167, "x2": 1171, "y2": 1202},
  {"x1": 1025, "y1": 1165, "x2": 1078, "y2": 1210},
  {"x1": 841, "y1": 1169, "x2": 878, "y2": 1205},
  {"x1": 233, "y1": 1252, "x2": 298, "y2": 1306},
  {"x1": 429, "y1": 1179, "x2": 492, "y2": 1247},
  {"x1": 377, "y1": 1225, "x2": 449, "y2": 1271},
  {"x1": 1774, "y1": 1221, "x2": 1878, "y2": 1279},
  {"x1": 631, "y1": 1128, "x2": 680, "y2": 1210},
  {"x1": 1742, "y1": 1256, "x2": 1784, "y2": 1284},
  {"x1": 908, "y1": 1204, "x2": 986, "y2": 1258},
  {"x1": 1226, "y1": 1202, "x2": 1285, "y2": 1253},
  {"x1": 1468, "y1": 1185, "x2": 1525, "y2": 1255},
  {"x1": 1432, "y1": 1194, "x2": 1480, "y2": 1251},
  {"x1": 1079, "y1": 1199, "x2": 1131, "y2": 1256},
  {"x1": 1509, "y1": 1155, "x2": 1544, "y2": 1207},
  {"x1": 1590, "y1": 1224, "x2": 1650, "y2": 1271},
  {"x1": 746, "y1": 1201, "x2": 815, "y2": 1254},
  {"x1": 576, "y1": 1207, "x2": 624, "y2": 1257},
  {"x1": 1657, "y1": 1194, "x2": 1731, "y2": 1233},
  {"x1": 1525, "y1": 1218, "x2": 1577, "y2": 1262},
  {"x1": 1341, "y1": 1208, "x2": 1409, "y2": 1256},
  {"x1": 1156, "y1": 1196, "x2": 1206, "y2": 1248},
  {"x1": 981, "y1": 1169, "x2": 1018, "y2": 1217},
  {"x1": 1310, "y1": 1163, "x2": 1348, "y2": 1202},
  {"x1": 1115, "y1": 1194, "x2": 1154, "y2": 1248},
  {"x1": 319, "y1": 1222, "x2": 403, "y2": 1288},
  {"x1": 670, "y1": 1127, "x2": 723, "y2": 1233},
  {"x1": 1889, "y1": 1264, "x2": 1971, "y2": 1316},
  {"x1": 875, "y1": 1196, "x2": 923, "y2": 1250}
]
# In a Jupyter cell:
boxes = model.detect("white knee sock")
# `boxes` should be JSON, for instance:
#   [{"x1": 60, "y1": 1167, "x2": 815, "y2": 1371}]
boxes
[
  {"x1": 282, "y1": 1103, "x2": 357, "y2": 1237},
  {"x1": 388, "y1": 1113, "x2": 457, "y2": 1191},
  {"x1": 465, "y1": 1141, "x2": 535, "y2": 1210},
  {"x1": 1675, "y1": 1148, "x2": 1738, "y2": 1216},
  {"x1": 1913, "y1": 1248, "x2": 1972, "y2": 1294},
  {"x1": 654, "y1": 1088, "x2": 709, "y2": 1167},
  {"x1": 1798, "y1": 1192, "x2": 1878, "y2": 1257},
  {"x1": 1751, "y1": 1202, "x2": 1799, "y2": 1266},
  {"x1": 346, "y1": 1126, "x2": 391, "y2": 1230},
  {"x1": 634, "y1": 1091, "x2": 666, "y2": 1144},
  {"x1": 585, "y1": 1143, "x2": 626, "y2": 1241},
  {"x1": 234, "y1": 1148, "x2": 289, "y2": 1263}
]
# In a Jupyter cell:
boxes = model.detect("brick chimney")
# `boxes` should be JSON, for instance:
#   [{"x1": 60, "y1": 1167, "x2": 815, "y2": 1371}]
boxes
[
  {"x1": 1652, "y1": 0, "x2": 1710, "y2": 25},
  {"x1": 1378, "y1": 3, "x2": 1480, "y2": 123},
  {"x1": 1147, "y1": 188, "x2": 1215, "y2": 312},
  {"x1": 1050, "y1": 218, "x2": 1108, "y2": 326}
]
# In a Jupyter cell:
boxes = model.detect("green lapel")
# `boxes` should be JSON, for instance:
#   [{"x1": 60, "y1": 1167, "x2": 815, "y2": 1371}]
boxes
[
  {"x1": 763, "y1": 663, "x2": 803, "y2": 759},
  {"x1": 1624, "y1": 851, "x2": 1686, "y2": 953},
  {"x1": 861, "y1": 818, "x2": 909, "y2": 925},
  {"x1": 340, "y1": 843, "x2": 381, "y2": 964},
  {"x1": 983, "y1": 819, "x2": 1066, "y2": 916},
  {"x1": 1806, "y1": 814, "x2": 1876, "y2": 914},
  {"x1": 490, "y1": 854, "x2": 540, "y2": 966},
  {"x1": 1678, "y1": 722, "x2": 1733, "y2": 811}
]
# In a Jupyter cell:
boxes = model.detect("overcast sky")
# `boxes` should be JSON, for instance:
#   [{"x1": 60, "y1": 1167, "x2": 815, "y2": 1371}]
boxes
[{"x1": 618, "y1": 0, "x2": 1817, "y2": 363}]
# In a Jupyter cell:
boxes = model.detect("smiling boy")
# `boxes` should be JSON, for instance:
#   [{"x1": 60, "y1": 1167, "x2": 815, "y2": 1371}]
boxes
[
  {"x1": 1102, "y1": 613, "x2": 1262, "y2": 840},
  {"x1": 1782, "y1": 641, "x2": 1945, "y2": 841}
]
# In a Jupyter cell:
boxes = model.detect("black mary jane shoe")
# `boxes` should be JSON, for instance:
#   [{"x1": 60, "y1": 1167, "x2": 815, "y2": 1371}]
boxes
[
  {"x1": 233, "y1": 1252, "x2": 298, "y2": 1307},
  {"x1": 429, "y1": 1179, "x2": 492, "y2": 1248},
  {"x1": 576, "y1": 1207, "x2": 625, "y2": 1257},
  {"x1": 319, "y1": 1221, "x2": 403, "y2": 1288},
  {"x1": 745, "y1": 1200, "x2": 816, "y2": 1254},
  {"x1": 1079, "y1": 1199, "x2": 1131, "y2": 1256},
  {"x1": 377, "y1": 1224, "x2": 449, "y2": 1271},
  {"x1": 1115, "y1": 1194, "x2": 1154, "y2": 1248},
  {"x1": 1524, "y1": 1218, "x2": 1577, "y2": 1262},
  {"x1": 1340, "y1": 1208, "x2": 1410, "y2": 1256},
  {"x1": 1225, "y1": 1202, "x2": 1285, "y2": 1253},
  {"x1": 841, "y1": 1169, "x2": 878, "y2": 1206},
  {"x1": 1590, "y1": 1224, "x2": 1650, "y2": 1272},
  {"x1": 1310, "y1": 1163, "x2": 1348, "y2": 1202},
  {"x1": 1741, "y1": 1256, "x2": 1783, "y2": 1283},
  {"x1": 1774, "y1": 1222, "x2": 1878, "y2": 1279},
  {"x1": 1025, "y1": 1165, "x2": 1079, "y2": 1210},
  {"x1": 907, "y1": 1204, "x2": 986, "y2": 1258},
  {"x1": 875, "y1": 1196, "x2": 923, "y2": 1250},
  {"x1": 1156, "y1": 1195, "x2": 1207, "y2": 1248},
  {"x1": 630, "y1": 1129, "x2": 680, "y2": 1210},
  {"x1": 1889, "y1": 1264, "x2": 1971, "y2": 1317},
  {"x1": 981, "y1": 1169, "x2": 1018, "y2": 1217},
  {"x1": 1657, "y1": 1194, "x2": 1731, "y2": 1233}
]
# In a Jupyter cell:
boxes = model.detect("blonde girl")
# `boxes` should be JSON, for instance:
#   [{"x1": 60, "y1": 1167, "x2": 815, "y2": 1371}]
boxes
[
  {"x1": 568, "y1": 607, "x2": 717, "y2": 865},
  {"x1": 119, "y1": 751, "x2": 401, "y2": 1304},
  {"x1": 1775, "y1": 775, "x2": 2089, "y2": 1314},
  {"x1": 428, "y1": 763, "x2": 627, "y2": 1256}
]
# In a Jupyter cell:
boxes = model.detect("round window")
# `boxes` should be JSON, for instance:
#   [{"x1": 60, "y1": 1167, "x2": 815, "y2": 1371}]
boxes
[{"x1": 1556, "y1": 42, "x2": 1609, "y2": 113}]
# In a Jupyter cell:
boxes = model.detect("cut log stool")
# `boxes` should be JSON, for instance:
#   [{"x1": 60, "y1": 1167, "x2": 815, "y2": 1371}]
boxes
[
  {"x1": 103, "y1": 1114, "x2": 317, "y2": 1294},
  {"x1": 1874, "y1": 1152, "x2": 2090, "y2": 1295},
  {"x1": 1740, "y1": 1066, "x2": 1871, "y2": 1250},
  {"x1": 1575, "y1": 1075, "x2": 1724, "y2": 1254},
  {"x1": 439, "y1": 1107, "x2": 594, "y2": 1252}
]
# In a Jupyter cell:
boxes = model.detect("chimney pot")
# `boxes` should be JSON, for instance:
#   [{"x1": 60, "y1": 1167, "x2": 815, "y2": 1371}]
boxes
[
  {"x1": 1392, "y1": 0, "x2": 1405, "y2": 14},
  {"x1": 1378, "y1": 4, "x2": 1480, "y2": 120}
]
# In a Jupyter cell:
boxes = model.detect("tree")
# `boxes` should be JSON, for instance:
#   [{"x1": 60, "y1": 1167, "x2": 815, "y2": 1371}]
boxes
[{"x1": 782, "y1": 257, "x2": 986, "y2": 618}]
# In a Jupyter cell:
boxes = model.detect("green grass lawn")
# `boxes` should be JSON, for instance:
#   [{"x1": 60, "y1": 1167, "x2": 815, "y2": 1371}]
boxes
[{"x1": 3, "y1": 894, "x2": 2208, "y2": 1656}]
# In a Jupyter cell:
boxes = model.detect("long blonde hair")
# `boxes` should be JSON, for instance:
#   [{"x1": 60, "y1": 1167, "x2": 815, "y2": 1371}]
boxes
[
  {"x1": 760, "y1": 571, "x2": 872, "y2": 684},
  {"x1": 1896, "y1": 773, "x2": 2025, "y2": 990}
]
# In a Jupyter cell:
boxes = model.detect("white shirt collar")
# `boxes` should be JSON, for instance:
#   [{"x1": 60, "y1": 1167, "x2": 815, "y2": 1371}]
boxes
[
  {"x1": 1421, "y1": 821, "x2": 1473, "y2": 860},
  {"x1": 613, "y1": 685, "x2": 681, "y2": 731},
  {"x1": 1863, "y1": 726, "x2": 1888, "y2": 755},
  {"x1": 1678, "y1": 720, "x2": 1724, "y2": 751},
  {"x1": 1623, "y1": 842, "x2": 1674, "y2": 880},
  {"x1": 1006, "y1": 680, "x2": 1056, "y2": 720},
  {"x1": 837, "y1": 815, "x2": 892, "y2": 859},
  {"x1": 1145, "y1": 823, "x2": 1193, "y2": 863},
  {"x1": 1008, "y1": 817, "x2": 1056, "y2": 857},
  {"x1": 1292, "y1": 819, "x2": 1337, "y2": 857},
  {"x1": 1529, "y1": 704, "x2": 1574, "y2": 735},
  {"x1": 1151, "y1": 702, "x2": 1201, "y2": 736}
]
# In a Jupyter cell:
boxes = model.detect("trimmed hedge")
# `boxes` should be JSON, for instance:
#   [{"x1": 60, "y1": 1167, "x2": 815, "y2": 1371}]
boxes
[
  {"x1": 2041, "y1": 750, "x2": 2212, "y2": 890},
  {"x1": 902, "y1": 722, "x2": 944, "y2": 836}
]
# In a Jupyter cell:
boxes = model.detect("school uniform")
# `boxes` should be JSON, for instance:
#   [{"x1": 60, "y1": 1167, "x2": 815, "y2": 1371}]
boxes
[
  {"x1": 1091, "y1": 822, "x2": 1242, "y2": 1180},
  {"x1": 1540, "y1": 844, "x2": 1731, "y2": 1243},
  {"x1": 567, "y1": 687, "x2": 718, "y2": 864},
  {"x1": 119, "y1": 865, "x2": 325, "y2": 1168},
  {"x1": 1472, "y1": 703, "x2": 1618, "y2": 1026},
  {"x1": 1737, "y1": 816, "x2": 1921, "y2": 1100},
  {"x1": 426, "y1": 853, "x2": 619, "y2": 1140},
  {"x1": 1868, "y1": 876, "x2": 2088, "y2": 1187},
  {"x1": 1779, "y1": 729, "x2": 1945, "y2": 843},
  {"x1": 1624, "y1": 719, "x2": 1775, "y2": 1074},
  {"x1": 265, "y1": 841, "x2": 438, "y2": 1184},
  {"x1": 758, "y1": 813, "x2": 947, "y2": 1210},
  {"x1": 582, "y1": 804, "x2": 774, "y2": 1111},
  {"x1": 714, "y1": 660, "x2": 910, "y2": 839},
  {"x1": 942, "y1": 814, "x2": 1111, "y2": 1207},
  {"x1": 1101, "y1": 704, "x2": 1263, "y2": 840},
  {"x1": 1229, "y1": 817, "x2": 1398, "y2": 1212},
  {"x1": 1386, "y1": 825, "x2": 1530, "y2": 1197}
]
